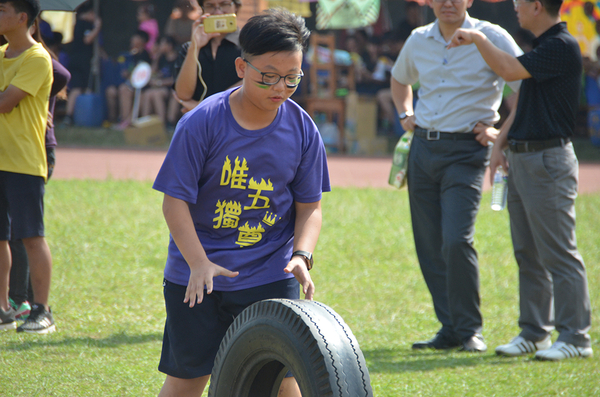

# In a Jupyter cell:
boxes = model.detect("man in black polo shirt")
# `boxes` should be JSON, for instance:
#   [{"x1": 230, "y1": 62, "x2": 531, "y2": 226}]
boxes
[{"x1": 448, "y1": 0, "x2": 592, "y2": 361}]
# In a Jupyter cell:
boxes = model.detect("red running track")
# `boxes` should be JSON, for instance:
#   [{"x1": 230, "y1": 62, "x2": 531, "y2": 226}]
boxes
[{"x1": 52, "y1": 148, "x2": 600, "y2": 193}]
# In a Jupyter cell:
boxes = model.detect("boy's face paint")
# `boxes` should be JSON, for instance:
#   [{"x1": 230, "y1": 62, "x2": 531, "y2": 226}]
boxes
[{"x1": 238, "y1": 51, "x2": 303, "y2": 112}]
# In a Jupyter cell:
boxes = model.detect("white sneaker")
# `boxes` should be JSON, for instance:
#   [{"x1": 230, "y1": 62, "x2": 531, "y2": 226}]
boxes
[
  {"x1": 0, "y1": 307, "x2": 17, "y2": 331},
  {"x1": 535, "y1": 341, "x2": 593, "y2": 361},
  {"x1": 495, "y1": 335, "x2": 552, "y2": 357}
]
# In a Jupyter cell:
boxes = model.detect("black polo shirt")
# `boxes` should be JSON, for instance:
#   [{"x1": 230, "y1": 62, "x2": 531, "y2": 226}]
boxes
[
  {"x1": 508, "y1": 22, "x2": 582, "y2": 141},
  {"x1": 175, "y1": 33, "x2": 242, "y2": 101}
]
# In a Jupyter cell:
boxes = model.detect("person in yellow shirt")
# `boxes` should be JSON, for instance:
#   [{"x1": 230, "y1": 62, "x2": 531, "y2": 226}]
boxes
[{"x1": 0, "y1": 0, "x2": 55, "y2": 334}]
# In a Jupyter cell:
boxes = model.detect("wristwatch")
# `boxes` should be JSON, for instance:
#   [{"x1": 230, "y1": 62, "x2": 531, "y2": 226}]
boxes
[
  {"x1": 399, "y1": 111, "x2": 413, "y2": 120},
  {"x1": 292, "y1": 250, "x2": 313, "y2": 271}
]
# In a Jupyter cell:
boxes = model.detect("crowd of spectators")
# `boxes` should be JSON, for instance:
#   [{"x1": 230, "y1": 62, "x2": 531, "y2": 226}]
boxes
[
  {"x1": 47, "y1": 0, "x2": 574, "y2": 142},
  {"x1": 52, "y1": 0, "x2": 426, "y2": 133},
  {"x1": 57, "y1": 0, "x2": 200, "y2": 130}
]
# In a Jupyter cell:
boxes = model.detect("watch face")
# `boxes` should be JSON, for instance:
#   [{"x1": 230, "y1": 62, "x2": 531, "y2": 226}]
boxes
[
  {"x1": 303, "y1": 253, "x2": 313, "y2": 266},
  {"x1": 292, "y1": 251, "x2": 312, "y2": 270},
  {"x1": 305, "y1": 256, "x2": 313, "y2": 270}
]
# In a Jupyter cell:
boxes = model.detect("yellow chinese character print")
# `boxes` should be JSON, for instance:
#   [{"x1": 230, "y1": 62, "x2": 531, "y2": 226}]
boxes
[
  {"x1": 230, "y1": 157, "x2": 249, "y2": 190},
  {"x1": 213, "y1": 200, "x2": 226, "y2": 228},
  {"x1": 220, "y1": 156, "x2": 232, "y2": 186},
  {"x1": 222, "y1": 201, "x2": 242, "y2": 228},
  {"x1": 213, "y1": 200, "x2": 242, "y2": 229},
  {"x1": 244, "y1": 178, "x2": 274, "y2": 210},
  {"x1": 236, "y1": 222, "x2": 265, "y2": 247},
  {"x1": 262, "y1": 211, "x2": 279, "y2": 227},
  {"x1": 220, "y1": 156, "x2": 249, "y2": 189}
]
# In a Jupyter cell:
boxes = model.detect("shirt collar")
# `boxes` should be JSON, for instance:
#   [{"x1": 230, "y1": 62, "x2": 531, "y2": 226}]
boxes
[
  {"x1": 223, "y1": 29, "x2": 240, "y2": 46},
  {"x1": 532, "y1": 22, "x2": 566, "y2": 48},
  {"x1": 427, "y1": 12, "x2": 474, "y2": 43}
]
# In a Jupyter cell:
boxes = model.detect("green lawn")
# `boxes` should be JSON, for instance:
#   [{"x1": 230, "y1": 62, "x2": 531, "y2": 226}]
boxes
[{"x1": 1, "y1": 181, "x2": 598, "y2": 396}]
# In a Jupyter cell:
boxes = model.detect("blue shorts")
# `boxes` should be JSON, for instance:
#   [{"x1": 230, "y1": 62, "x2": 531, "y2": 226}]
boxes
[
  {"x1": 0, "y1": 171, "x2": 45, "y2": 241},
  {"x1": 159, "y1": 277, "x2": 299, "y2": 379}
]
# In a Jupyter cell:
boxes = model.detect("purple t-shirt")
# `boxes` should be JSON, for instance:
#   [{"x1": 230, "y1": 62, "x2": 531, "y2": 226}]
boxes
[{"x1": 153, "y1": 87, "x2": 331, "y2": 291}]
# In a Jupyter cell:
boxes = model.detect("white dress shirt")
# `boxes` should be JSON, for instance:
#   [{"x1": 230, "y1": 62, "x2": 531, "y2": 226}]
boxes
[{"x1": 391, "y1": 13, "x2": 523, "y2": 133}]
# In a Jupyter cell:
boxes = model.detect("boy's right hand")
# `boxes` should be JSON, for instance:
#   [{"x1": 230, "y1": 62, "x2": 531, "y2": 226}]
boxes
[{"x1": 185, "y1": 261, "x2": 239, "y2": 308}]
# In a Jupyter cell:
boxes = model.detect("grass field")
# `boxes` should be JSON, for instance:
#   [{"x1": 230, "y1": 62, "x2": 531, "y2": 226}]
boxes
[{"x1": 1, "y1": 180, "x2": 598, "y2": 396}]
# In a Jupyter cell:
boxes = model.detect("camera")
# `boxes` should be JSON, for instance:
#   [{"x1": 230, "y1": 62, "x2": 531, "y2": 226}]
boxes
[{"x1": 203, "y1": 14, "x2": 237, "y2": 34}]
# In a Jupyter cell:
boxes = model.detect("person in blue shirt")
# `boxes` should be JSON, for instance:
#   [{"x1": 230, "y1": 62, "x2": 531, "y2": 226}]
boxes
[{"x1": 153, "y1": 9, "x2": 330, "y2": 396}]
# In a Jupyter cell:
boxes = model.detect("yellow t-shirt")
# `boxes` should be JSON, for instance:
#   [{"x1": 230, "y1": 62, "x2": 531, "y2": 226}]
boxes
[{"x1": 0, "y1": 42, "x2": 52, "y2": 179}]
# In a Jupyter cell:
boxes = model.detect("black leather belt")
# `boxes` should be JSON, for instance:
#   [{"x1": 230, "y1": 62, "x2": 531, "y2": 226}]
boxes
[
  {"x1": 508, "y1": 137, "x2": 570, "y2": 153},
  {"x1": 414, "y1": 127, "x2": 477, "y2": 141}
]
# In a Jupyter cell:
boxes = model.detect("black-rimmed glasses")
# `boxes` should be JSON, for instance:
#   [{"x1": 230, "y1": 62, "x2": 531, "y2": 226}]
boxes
[{"x1": 243, "y1": 59, "x2": 304, "y2": 88}]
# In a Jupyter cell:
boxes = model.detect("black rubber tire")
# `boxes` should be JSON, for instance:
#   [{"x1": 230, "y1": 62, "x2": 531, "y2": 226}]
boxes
[{"x1": 207, "y1": 299, "x2": 373, "y2": 397}]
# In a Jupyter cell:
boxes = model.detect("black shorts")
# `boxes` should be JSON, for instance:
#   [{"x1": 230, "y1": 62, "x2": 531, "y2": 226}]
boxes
[
  {"x1": 159, "y1": 277, "x2": 299, "y2": 379},
  {"x1": 0, "y1": 171, "x2": 45, "y2": 240}
]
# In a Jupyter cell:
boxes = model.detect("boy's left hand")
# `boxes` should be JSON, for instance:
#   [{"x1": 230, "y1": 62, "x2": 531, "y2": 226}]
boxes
[{"x1": 284, "y1": 258, "x2": 315, "y2": 300}]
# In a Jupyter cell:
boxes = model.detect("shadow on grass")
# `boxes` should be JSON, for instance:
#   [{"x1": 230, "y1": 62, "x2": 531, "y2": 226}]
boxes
[
  {"x1": 1, "y1": 331, "x2": 162, "y2": 352},
  {"x1": 362, "y1": 347, "x2": 523, "y2": 373}
]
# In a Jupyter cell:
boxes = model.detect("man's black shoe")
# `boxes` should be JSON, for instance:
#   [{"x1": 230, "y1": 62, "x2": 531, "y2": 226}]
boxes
[
  {"x1": 459, "y1": 334, "x2": 487, "y2": 353},
  {"x1": 412, "y1": 331, "x2": 462, "y2": 350}
]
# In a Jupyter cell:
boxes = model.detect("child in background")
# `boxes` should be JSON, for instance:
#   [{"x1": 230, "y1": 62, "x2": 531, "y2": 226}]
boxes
[
  {"x1": 62, "y1": 1, "x2": 101, "y2": 126},
  {"x1": 137, "y1": 3, "x2": 159, "y2": 56},
  {"x1": 105, "y1": 30, "x2": 152, "y2": 129},
  {"x1": 0, "y1": 0, "x2": 55, "y2": 334},
  {"x1": 7, "y1": 17, "x2": 71, "y2": 323},
  {"x1": 141, "y1": 35, "x2": 179, "y2": 129}
]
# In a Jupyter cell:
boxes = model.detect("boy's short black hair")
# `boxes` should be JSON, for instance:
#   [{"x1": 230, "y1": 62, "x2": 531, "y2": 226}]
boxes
[
  {"x1": 133, "y1": 29, "x2": 150, "y2": 44},
  {"x1": 0, "y1": 0, "x2": 40, "y2": 27},
  {"x1": 239, "y1": 8, "x2": 310, "y2": 58},
  {"x1": 160, "y1": 35, "x2": 177, "y2": 49},
  {"x1": 138, "y1": 4, "x2": 155, "y2": 18}
]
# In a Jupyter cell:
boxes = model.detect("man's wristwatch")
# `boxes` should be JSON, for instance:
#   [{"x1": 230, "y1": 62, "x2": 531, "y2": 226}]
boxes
[
  {"x1": 399, "y1": 111, "x2": 413, "y2": 121},
  {"x1": 292, "y1": 250, "x2": 313, "y2": 271}
]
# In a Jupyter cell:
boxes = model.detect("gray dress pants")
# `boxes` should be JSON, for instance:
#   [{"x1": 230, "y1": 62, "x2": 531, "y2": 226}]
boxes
[
  {"x1": 507, "y1": 143, "x2": 591, "y2": 347},
  {"x1": 407, "y1": 136, "x2": 490, "y2": 340}
]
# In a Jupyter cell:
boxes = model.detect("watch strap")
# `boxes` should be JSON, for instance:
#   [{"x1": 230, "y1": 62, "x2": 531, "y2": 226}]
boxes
[
  {"x1": 292, "y1": 250, "x2": 313, "y2": 270},
  {"x1": 399, "y1": 111, "x2": 412, "y2": 120}
]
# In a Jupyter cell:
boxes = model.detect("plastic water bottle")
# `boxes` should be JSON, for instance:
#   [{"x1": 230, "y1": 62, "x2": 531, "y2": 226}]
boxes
[
  {"x1": 491, "y1": 167, "x2": 508, "y2": 211},
  {"x1": 388, "y1": 131, "x2": 413, "y2": 189}
]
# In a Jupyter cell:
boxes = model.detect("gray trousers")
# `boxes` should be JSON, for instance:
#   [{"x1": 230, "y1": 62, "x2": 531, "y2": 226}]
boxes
[
  {"x1": 407, "y1": 136, "x2": 490, "y2": 340},
  {"x1": 507, "y1": 143, "x2": 591, "y2": 347}
]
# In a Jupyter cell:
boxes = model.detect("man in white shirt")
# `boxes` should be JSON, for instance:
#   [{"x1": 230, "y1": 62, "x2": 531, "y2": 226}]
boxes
[{"x1": 391, "y1": 0, "x2": 522, "y2": 352}]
